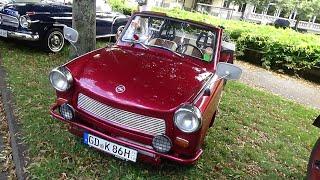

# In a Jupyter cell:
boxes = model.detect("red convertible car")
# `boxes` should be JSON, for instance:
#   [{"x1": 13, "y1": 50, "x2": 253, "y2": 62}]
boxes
[
  {"x1": 49, "y1": 12, "x2": 242, "y2": 165},
  {"x1": 308, "y1": 115, "x2": 320, "y2": 179}
]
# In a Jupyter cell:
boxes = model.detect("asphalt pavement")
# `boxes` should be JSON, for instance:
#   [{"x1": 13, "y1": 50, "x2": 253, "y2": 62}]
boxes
[{"x1": 236, "y1": 61, "x2": 320, "y2": 109}]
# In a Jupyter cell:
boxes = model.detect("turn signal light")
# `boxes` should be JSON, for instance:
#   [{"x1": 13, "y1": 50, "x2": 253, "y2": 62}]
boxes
[{"x1": 175, "y1": 137, "x2": 189, "y2": 148}]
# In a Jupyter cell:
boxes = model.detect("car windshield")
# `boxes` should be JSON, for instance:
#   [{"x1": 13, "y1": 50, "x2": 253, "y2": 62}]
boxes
[{"x1": 122, "y1": 15, "x2": 217, "y2": 62}]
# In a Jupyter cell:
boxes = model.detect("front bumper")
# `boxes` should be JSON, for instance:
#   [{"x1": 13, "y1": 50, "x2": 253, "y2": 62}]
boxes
[
  {"x1": 0, "y1": 28, "x2": 39, "y2": 41},
  {"x1": 50, "y1": 102, "x2": 203, "y2": 165},
  {"x1": 8, "y1": 31, "x2": 39, "y2": 41}
]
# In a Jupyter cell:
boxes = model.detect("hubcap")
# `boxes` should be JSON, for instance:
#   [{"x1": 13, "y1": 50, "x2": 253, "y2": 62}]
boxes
[{"x1": 48, "y1": 31, "x2": 64, "y2": 52}]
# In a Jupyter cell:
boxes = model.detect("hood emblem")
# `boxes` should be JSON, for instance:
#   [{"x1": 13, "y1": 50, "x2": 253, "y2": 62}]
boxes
[{"x1": 115, "y1": 85, "x2": 126, "y2": 93}]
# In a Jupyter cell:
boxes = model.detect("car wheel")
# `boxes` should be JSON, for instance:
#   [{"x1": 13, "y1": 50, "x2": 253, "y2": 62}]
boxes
[{"x1": 43, "y1": 28, "x2": 65, "y2": 53}]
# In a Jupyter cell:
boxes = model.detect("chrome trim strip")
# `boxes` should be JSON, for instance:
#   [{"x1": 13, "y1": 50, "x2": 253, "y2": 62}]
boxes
[
  {"x1": 96, "y1": 34, "x2": 116, "y2": 38},
  {"x1": 192, "y1": 73, "x2": 217, "y2": 104},
  {"x1": 52, "y1": 17, "x2": 72, "y2": 20},
  {"x1": 33, "y1": 12, "x2": 51, "y2": 15},
  {"x1": 77, "y1": 93, "x2": 166, "y2": 136}
]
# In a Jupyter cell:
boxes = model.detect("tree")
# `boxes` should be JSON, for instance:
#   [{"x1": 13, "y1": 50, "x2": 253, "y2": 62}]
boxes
[
  {"x1": 229, "y1": 0, "x2": 320, "y2": 29},
  {"x1": 277, "y1": 0, "x2": 317, "y2": 30},
  {"x1": 227, "y1": 0, "x2": 271, "y2": 6},
  {"x1": 72, "y1": 0, "x2": 96, "y2": 56},
  {"x1": 311, "y1": 0, "x2": 320, "y2": 17},
  {"x1": 227, "y1": 0, "x2": 272, "y2": 18}
]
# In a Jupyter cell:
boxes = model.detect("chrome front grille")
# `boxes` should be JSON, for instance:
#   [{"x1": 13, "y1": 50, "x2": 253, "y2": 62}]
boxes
[
  {"x1": 77, "y1": 93, "x2": 166, "y2": 136},
  {"x1": 0, "y1": 13, "x2": 19, "y2": 28}
]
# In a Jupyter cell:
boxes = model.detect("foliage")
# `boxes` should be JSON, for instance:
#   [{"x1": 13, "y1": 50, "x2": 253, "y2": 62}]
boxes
[
  {"x1": 0, "y1": 39, "x2": 319, "y2": 178},
  {"x1": 150, "y1": 7, "x2": 320, "y2": 73},
  {"x1": 228, "y1": 0, "x2": 270, "y2": 6},
  {"x1": 228, "y1": 0, "x2": 320, "y2": 19},
  {"x1": 108, "y1": 0, "x2": 135, "y2": 15},
  {"x1": 109, "y1": 1, "x2": 320, "y2": 72},
  {"x1": 277, "y1": 0, "x2": 320, "y2": 20}
]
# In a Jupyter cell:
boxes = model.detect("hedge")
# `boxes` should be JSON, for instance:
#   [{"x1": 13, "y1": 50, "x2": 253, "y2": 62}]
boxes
[
  {"x1": 109, "y1": 1, "x2": 320, "y2": 73},
  {"x1": 109, "y1": 0, "x2": 134, "y2": 15}
]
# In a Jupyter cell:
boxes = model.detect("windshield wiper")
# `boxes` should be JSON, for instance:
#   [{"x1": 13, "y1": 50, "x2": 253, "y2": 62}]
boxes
[{"x1": 123, "y1": 38, "x2": 149, "y2": 50}]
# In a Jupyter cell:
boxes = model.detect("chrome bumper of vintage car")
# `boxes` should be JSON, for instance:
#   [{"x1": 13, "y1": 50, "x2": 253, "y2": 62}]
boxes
[
  {"x1": 7, "y1": 31, "x2": 39, "y2": 41},
  {"x1": 50, "y1": 102, "x2": 203, "y2": 165}
]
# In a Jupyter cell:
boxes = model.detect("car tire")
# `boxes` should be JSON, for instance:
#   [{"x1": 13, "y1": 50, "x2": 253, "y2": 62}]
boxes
[{"x1": 43, "y1": 28, "x2": 65, "y2": 53}]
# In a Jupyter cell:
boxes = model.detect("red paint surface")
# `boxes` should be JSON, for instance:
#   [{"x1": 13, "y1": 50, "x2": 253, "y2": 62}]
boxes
[
  {"x1": 51, "y1": 12, "x2": 234, "y2": 164},
  {"x1": 308, "y1": 138, "x2": 320, "y2": 179}
]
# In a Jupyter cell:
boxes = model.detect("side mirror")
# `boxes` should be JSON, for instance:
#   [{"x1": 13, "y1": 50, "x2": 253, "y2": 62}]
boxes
[
  {"x1": 63, "y1": 26, "x2": 78, "y2": 44},
  {"x1": 116, "y1": 26, "x2": 125, "y2": 41},
  {"x1": 202, "y1": 62, "x2": 242, "y2": 97},
  {"x1": 217, "y1": 62, "x2": 242, "y2": 80}
]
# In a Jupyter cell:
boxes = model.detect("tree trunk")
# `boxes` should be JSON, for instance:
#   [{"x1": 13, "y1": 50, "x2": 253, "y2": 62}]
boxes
[{"x1": 72, "y1": 0, "x2": 96, "y2": 56}]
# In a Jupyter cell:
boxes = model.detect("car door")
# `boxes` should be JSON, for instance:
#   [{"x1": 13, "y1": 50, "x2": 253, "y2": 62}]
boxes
[{"x1": 96, "y1": 13, "x2": 113, "y2": 37}]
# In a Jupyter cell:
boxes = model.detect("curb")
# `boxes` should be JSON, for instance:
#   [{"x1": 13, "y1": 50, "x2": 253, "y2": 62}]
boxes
[{"x1": 0, "y1": 54, "x2": 26, "y2": 180}]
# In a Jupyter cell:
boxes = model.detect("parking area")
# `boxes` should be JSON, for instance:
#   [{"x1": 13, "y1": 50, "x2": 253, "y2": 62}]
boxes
[{"x1": 0, "y1": 38, "x2": 319, "y2": 178}]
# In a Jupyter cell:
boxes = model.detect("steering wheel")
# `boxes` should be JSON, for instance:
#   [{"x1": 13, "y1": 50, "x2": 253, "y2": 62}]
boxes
[
  {"x1": 159, "y1": 24, "x2": 176, "y2": 41},
  {"x1": 176, "y1": 43, "x2": 204, "y2": 58}
]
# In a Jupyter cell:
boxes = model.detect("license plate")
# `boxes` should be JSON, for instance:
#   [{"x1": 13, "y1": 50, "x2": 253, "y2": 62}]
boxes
[
  {"x1": 83, "y1": 133, "x2": 138, "y2": 162},
  {"x1": 0, "y1": 29, "x2": 7, "y2": 38}
]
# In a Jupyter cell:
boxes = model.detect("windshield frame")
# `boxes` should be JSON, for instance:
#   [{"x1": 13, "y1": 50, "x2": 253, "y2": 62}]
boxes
[{"x1": 119, "y1": 13, "x2": 218, "y2": 63}]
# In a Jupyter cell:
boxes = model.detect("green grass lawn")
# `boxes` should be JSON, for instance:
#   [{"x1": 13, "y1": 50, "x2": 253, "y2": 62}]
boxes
[{"x1": 0, "y1": 38, "x2": 319, "y2": 179}]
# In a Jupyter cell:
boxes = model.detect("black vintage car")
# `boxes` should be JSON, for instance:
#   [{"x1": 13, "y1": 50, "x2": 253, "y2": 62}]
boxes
[{"x1": 0, "y1": 0, "x2": 128, "y2": 52}]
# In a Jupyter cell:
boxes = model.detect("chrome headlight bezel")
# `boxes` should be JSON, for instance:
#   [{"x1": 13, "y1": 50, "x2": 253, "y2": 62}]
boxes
[
  {"x1": 49, "y1": 66, "x2": 73, "y2": 92},
  {"x1": 19, "y1": 15, "x2": 31, "y2": 28},
  {"x1": 174, "y1": 104, "x2": 202, "y2": 133}
]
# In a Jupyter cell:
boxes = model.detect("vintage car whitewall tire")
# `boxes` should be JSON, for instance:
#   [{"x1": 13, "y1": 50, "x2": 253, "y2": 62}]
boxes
[{"x1": 43, "y1": 28, "x2": 65, "y2": 53}]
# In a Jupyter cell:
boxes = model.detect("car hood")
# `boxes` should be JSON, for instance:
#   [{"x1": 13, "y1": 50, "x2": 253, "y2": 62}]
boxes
[
  {"x1": 67, "y1": 46, "x2": 212, "y2": 112},
  {"x1": 2, "y1": 2, "x2": 124, "y2": 17},
  {"x1": 1, "y1": 2, "x2": 71, "y2": 16}
]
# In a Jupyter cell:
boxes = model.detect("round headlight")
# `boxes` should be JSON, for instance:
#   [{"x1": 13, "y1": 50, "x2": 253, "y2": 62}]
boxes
[
  {"x1": 174, "y1": 104, "x2": 202, "y2": 133},
  {"x1": 49, "y1": 66, "x2": 73, "y2": 92},
  {"x1": 19, "y1": 15, "x2": 31, "y2": 28}
]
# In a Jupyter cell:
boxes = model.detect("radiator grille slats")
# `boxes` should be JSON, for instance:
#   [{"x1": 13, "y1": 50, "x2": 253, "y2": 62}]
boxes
[
  {"x1": 0, "y1": 13, "x2": 19, "y2": 28},
  {"x1": 77, "y1": 93, "x2": 166, "y2": 136}
]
